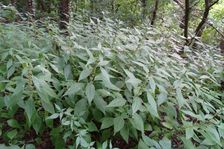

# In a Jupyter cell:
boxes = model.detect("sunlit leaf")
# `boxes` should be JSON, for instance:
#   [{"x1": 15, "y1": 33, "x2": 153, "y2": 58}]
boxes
[{"x1": 85, "y1": 82, "x2": 95, "y2": 104}]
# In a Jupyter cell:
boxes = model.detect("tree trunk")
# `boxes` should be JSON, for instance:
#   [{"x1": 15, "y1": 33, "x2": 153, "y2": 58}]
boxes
[
  {"x1": 151, "y1": 0, "x2": 159, "y2": 26},
  {"x1": 27, "y1": 0, "x2": 35, "y2": 18},
  {"x1": 195, "y1": 0, "x2": 219, "y2": 37},
  {"x1": 184, "y1": 0, "x2": 189, "y2": 44},
  {"x1": 111, "y1": 0, "x2": 115, "y2": 14},
  {"x1": 11, "y1": 0, "x2": 16, "y2": 6},
  {"x1": 221, "y1": 39, "x2": 224, "y2": 90},
  {"x1": 220, "y1": 39, "x2": 224, "y2": 55},
  {"x1": 38, "y1": 0, "x2": 46, "y2": 12},
  {"x1": 46, "y1": 0, "x2": 51, "y2": 13},
  {"x1": 189, "y1": 0, "x2": 219, "y2": 45},
  {"x1": 194, "y1": 0, "x2": 210, "y2": 37},
  {"x1": 59, "y1": 0, "x2": 70, "y2": 30}
]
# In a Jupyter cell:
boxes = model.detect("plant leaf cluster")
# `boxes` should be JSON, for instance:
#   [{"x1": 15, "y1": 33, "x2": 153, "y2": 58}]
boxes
[{"x1": 0, "y1": 15, "x2": 223, "y2": 148}]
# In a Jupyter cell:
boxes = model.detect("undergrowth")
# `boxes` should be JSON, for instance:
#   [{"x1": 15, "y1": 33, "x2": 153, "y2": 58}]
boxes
[{"x1": 0, "y1": 15, "x2": 223, "y2": 149}]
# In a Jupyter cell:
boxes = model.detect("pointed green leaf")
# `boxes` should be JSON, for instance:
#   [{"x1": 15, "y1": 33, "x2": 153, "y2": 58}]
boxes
[
  {"x1": 107, "y1": 98, "x2": 126, "y2": 108},
  {"x1": 186, "y1": 127, "x2": 194, "y2": 139},
  {"x1": 79, "y1": 68, "x2": 92, "y2": 81},
  {"x1": 7, "y1": 129, "x2": 17, "y2": 140},
  {"x1": 85, "y1": 82, "x2": 95, "y2": 104},
  {"x1": 33, "y1": 113, "x2": 42, "y2": 134},
  {"x1": 41, "y1": 100, "x2": 55, "y2": 114},
  {"x1": 146, "y1": 92, "x2": 159, "y2": 118},
  {"x1": 113, "y1": 116, "x2": 125, "y2": 134},
  {"x1": 7, "y1": 119, "x2": 20, "y2": 128},
  {"x1": 24, "y1": 99, "x2": 36, "y2": 125},
  {"x1": 120, "y1": 126, "x2": 129, "y2": 143},
  {"x1": 159, "y1": 137, "x2": 171, "y2": 149},
  {"x1": 101, "y1": 68, "x2": 120, "y2": 91},
  {"x1": 64, "y1": 83, "x2": 83, "y2": 96},
  {"x1": 124, "y1": 69, "x2": 141, "y2": 88},
  {"x1": 132, "y1": 97, "x2": 142, "y2": 114},
  {"x1": 132, "y1": 113, "x2": 144, "y2": 133},
  {"x1": 47, "y1": 113, "x2": 59, "y2": 120},
  {"x1": 149, "y1": 77, "x2": 156, "y2": 93},
  {"x1": 101, "y1": 117, "x2": 114, "y2": 129},
  {"x1": 176, "y1": 88, "x2": 185, "y2": 108},
  {"x1": 33, "y1": 76, "x2": 57, "y2": 98},
  {"x1": 138, "y1": 139, "x2": 150, "y2": 149},
  {"x1": 94, "y1": 93, "x2": 107, "y2": 114}
]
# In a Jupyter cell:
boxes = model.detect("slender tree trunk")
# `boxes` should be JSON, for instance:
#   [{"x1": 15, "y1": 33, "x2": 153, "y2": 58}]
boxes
[
  {"x1": 194, "y1": 0, "x2": 210, "y2": 37},
  {"x1": 184, "y1": 0, "x2": 189, "y2": 44},
  {"x1": 189, "y1": 0, "x2": 219, "y2": 45},
  {"x1": 151, "y1": 0, "x2": 159, "y2": 26},
  {"x1": 111, "y1": 0, "x2": 115, "y2": 14},
  {"x1": 220, "y1": 39, "x2": 224, "y2": 54},
  {"x1": 59, "y1": 0, "x2": 70, "y2": 30},
  {"x1": 11, "y1": 0, "x2": 16, "y2": 6},
  {"x1": 221, "y1": 39, "x2": 224, "y2": 90},
  {"x1": 27, "y1": 0, "x2": 35, "y2": 18},
  {"x1": 173, "y1": 0, "x2": 186, "y2": 29},
  {"x1": 38, "y1": 0, "x2": 46, "y2": 12},
  {"x1": 194, "y1": 0, "x2": 219, "y2": 37},
  {"x1": 46, "y1": 0, "x2": 51, "y2": 13}
]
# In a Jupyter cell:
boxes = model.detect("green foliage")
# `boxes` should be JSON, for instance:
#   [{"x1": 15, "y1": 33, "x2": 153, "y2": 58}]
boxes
[
  {"x1": 210, "y1": 0, "x2": 224, "y2": 19},
  {"x1": 0, "y1": 13, "x2": 224, "y2": 149},
  {"x1": 0, "y1": 5, "x2": 17, "y2": 22}
]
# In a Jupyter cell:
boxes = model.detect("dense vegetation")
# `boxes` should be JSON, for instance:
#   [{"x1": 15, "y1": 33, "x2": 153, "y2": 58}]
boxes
[{"x1": 0, "y1": 0, "x2": 223, "y2": 149}]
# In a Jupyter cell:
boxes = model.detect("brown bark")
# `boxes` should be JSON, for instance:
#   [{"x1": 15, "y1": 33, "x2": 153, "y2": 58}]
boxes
[
  {"x1": 184, "y1": 0, "x2": 189, "y2": 44},
  {"x1": 59, "y1": 0, "x2": 70, "y2": 30},
  {"x1": 194, "y1": 0, "x2": 219, "y2": 37},
  {"x1": 111, "y1": 0, "x2": 115, "y2": 14},
  {"x1": 11, "y1": 0, "x2": 16, "y2": 6},
  {"x1": 221, "y1": 39, "x2": 224, "y2": 90},
  {"x1": 151, "y1": 0, "x2": 159, "y2": 26},
  {"x1": 220, "y1": 39, "x2": 224, "y2": 54},
  {"x1": 173, "y1": 0, "x2": 185, "y2": 29},
  {"x1": 38, "y1": 0, "x2": 46, "y2": 12},
  {"x1": 46, "y1": 1, "x2": 51, "y2": 13},
  {"x1": 27, "y1": 0, "x2": 35, "y2": 18},
  {"x1": 187, "y1": 0, "x2": 219, "y2": 46}
]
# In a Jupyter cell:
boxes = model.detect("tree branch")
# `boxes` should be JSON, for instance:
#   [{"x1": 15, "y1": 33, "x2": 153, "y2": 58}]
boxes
[
  {"x1": 209, "y1": 0, "x2": 219, "y2": 7},
  {"x1": 207, "y1": 21, "x2": 224, "y2": 38},
  {"x1": 173, "y1": 0, "x2": 184, "y2": 9}
]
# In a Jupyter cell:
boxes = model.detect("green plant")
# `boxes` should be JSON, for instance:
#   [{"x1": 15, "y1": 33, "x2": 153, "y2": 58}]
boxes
[{"x1": 0, "y1": 15, "x2": 223, "y2": 149}]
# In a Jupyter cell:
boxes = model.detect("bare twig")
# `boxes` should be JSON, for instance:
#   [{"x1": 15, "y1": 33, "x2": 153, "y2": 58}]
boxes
[
  {"x1": 207, "y1": 21, "x2": 224, "y2": 38},
  {"x1": 209, "y1": 0, "x2": 219, "y2": 7},
  {"x1": 173, "y1": 0, "x2": 184, "y2": 9}
]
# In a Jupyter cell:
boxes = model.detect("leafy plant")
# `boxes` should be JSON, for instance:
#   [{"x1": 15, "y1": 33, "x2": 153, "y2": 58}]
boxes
[{"x1": 0, "y1": 13, "x2": 223, "y2": 149}]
